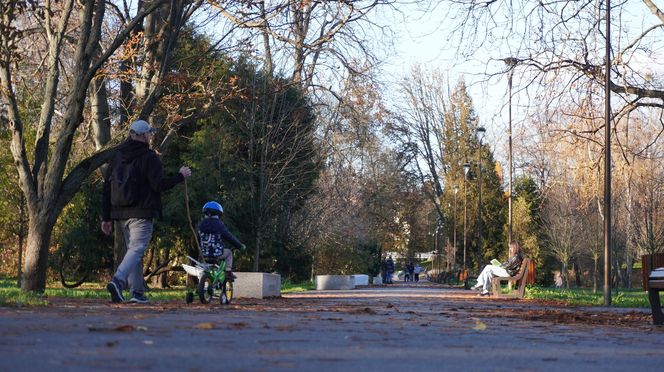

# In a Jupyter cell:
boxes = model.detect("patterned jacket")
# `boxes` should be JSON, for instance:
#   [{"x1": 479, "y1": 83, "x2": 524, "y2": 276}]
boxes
[{"x1": 197, "y1": 216, "x2": 242, "y2": 260}]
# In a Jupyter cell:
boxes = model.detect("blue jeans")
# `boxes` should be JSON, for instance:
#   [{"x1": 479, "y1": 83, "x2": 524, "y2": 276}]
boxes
[{"x1": 114, "y1": 218, "x2": 153, "y2": 294}]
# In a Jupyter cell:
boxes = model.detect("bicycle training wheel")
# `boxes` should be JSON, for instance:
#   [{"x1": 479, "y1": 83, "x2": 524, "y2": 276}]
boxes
[
  {"x1": 220, "y1": 280, "x2": 233, "y2": 305},
  {"x1": 197, "y1": 273, "x2": 214, "y2": 304},
  {"x1": 185, "y1": 291, "x2": 194, "y2": 304}
]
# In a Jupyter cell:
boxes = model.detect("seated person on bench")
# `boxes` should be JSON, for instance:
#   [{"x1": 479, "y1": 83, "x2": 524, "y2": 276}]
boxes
[
  {"x1": 472, "y1": 241, "x2": 524, "y2": 296},
  {"x1": 198, "y1": 201, "x2": 245, "y2": 281}
]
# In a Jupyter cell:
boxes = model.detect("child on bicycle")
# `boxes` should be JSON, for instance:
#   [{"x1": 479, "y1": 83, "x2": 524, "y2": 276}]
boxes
[{"x1": 197, "y1": 201, "x2": 245, "y2": 281}]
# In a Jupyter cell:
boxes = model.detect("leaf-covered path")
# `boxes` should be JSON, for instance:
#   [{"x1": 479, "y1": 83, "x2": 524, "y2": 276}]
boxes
[{"x1": 1, "y1": 282, "x2": 663, "y2": 371}]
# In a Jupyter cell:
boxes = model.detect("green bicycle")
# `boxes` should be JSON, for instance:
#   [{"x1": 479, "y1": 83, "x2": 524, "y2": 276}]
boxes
[{"x1": 182, "y1": 256, "x2": 233, "y2": 305}]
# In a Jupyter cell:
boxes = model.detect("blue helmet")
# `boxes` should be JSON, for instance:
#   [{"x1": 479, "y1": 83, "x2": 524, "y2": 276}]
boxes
[{"x1": 202, "y1": 201, "x2": 223, "y2": 216}]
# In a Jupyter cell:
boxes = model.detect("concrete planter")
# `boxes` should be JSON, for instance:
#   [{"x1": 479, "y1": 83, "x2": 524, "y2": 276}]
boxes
[
  {"x1": 233, "y1": 272, "x2": 281, "y2": 298},
  {"x1": 315, "y1": 275, "x2": 355, "y2": 290},
  {"x1": 353, "y1": 274, "x2": 369, "y2": 286}
]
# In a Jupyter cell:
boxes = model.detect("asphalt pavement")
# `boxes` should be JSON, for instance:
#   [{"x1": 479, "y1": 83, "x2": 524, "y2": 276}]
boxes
[{"x1": 1, "y1": 280, "x2": 663, "y2": 371}]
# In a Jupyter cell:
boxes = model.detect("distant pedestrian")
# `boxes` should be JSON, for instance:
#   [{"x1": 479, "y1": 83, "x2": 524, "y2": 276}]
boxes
[
  {"x1": 386, "y1": 256, "x2": 394, "y2": 284},
  {"x1": 101, "y1": 119, "x2": 192, "y2": 304},
  {"x1": 555, "y1": 272, "x2": 563, "y2": 289},
  {"x1": 414, "y1": 263, "x2": 422, "y2": 282}
]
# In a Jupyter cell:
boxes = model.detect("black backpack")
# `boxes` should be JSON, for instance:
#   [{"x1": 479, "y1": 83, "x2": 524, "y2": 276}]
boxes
[{"x1": 110, "y1": 155, "x2": 142, "y2": 207}]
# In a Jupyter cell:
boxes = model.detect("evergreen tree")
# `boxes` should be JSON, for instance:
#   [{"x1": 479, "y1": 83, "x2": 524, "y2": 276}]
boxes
[{"x1": 439, "y1": 80, "x2": 505, "y2": 272}]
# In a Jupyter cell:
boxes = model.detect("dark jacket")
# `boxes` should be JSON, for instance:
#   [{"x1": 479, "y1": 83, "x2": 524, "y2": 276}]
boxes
[
  {"x1": 386, "y1": 257, "x2": 394, "y2": 273},
  {"x1": 197, "y1": 217, "x2": 243, "y2": 259},
  {"x1": 102, "y1": 139, "x2": 184, "y2": 220},
  {"x1": 501, "y1": 251, "x2": 524, "y2": 276}
]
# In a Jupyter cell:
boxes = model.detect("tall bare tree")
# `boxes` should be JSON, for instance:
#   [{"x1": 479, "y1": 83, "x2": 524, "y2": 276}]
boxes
[
  {"x1": 0, "y1": 0, "x2": 208, "y2": 292},
  {"x1": 209, "y1": 0, "x2": 395, "y2": 91}
]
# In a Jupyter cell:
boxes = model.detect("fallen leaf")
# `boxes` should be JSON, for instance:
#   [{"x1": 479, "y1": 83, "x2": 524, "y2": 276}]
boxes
[
  {"x1": 116, "y1": 325, "x2": 136, "y2": 332},
  {"x1": 273, "y1": 324, "x2": 297, "y2": 332},
  {"x1": 193, "y1": 322, "x2": 216, "y2": 329},
  {"x1": 473, "y1": 319, "x2": 487, "y2": 331},
  {"x1": 228, "y1": 322, "x2": 248, "y2": 329},
  {"x1": 88, "y1": 324, "x2": 137, "y2": 333},
  {"x1": 350, "y1": 307, "x2": 376, "y2": 315}
]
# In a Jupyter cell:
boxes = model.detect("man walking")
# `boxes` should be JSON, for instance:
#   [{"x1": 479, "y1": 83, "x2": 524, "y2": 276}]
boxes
[{"x1": 101, "y1": 119, "x2": 192, "y2": 303}]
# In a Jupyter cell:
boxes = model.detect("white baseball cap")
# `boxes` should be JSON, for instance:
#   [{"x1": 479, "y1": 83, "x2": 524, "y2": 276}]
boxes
[{"x1": 129, "y1": 120, "x2": 156, "y2": 135}]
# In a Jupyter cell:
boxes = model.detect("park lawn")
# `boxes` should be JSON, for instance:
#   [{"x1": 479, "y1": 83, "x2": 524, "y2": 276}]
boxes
[
  {"x1": 281, "y1": 278, "x2": 315, "y2": 293},
  {"x1": 0, "y1": 277, "x2": 315, "y2": 307},
  {"x1": 1, "y1": 277, "x2": 657, "y2": 308},
  {"x1": 0, "y1": 279, "x2": 186, "y2": 306},
  {"x1": 525, "y1": 286, "x2": 660, "y2": 308}
]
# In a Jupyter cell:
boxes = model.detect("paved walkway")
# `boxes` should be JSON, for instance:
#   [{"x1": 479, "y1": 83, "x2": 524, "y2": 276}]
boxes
[{"x1": 1, "y1": 281, "x2": 663, "y2": 371}]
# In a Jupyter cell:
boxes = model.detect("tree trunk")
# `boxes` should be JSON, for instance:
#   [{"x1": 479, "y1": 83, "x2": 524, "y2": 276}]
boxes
[
  {"x1": 259, "y1": 1, "x2": 273, "y2": 76},
  {"x1": 16, "y1": 194, "x2": 25, "y2": 287},
  {"x1": 614, "y1": 258, "x2": 623, "y2": 288},
  {"x1": 20, "y1": 218, "x2": 55, "y2": 292},
  {"x1": 16, "y1": 232, "x2": 23, "y2": 287},
  {"x1": 574, "y1": 259, "x2": 582, "y2": 287},
  {"x1": 253, "y1": 233, "x2": 262, "y2": 272},
  {"x1": 90, "y1": 76, "x2": 111, "y2": 150},
  {"x1": 625, "y1": 254, "x2": 633, "y2": 289},
  {"x1": 150, "y1": 246, "x2": 170, "y2": 289},
  {"x1": 593, "y1": 256, "x2": 599, "y2": 293}
]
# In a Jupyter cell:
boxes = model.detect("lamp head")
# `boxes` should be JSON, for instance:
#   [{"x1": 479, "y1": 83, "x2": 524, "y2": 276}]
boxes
[
  {"x1": 476, "y1": 126, "x2": 486, "y2": 143},
  {"x1": 463, "y1": 163, "x2": 470, "y2": 176},
  {"x1": 454, "y1": 185, "x2": 459, "y2": 194}
]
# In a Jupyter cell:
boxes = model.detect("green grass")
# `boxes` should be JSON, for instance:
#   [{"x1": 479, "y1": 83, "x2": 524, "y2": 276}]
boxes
[
  {"x1": 0, "y1": 279, "x2": 187, "y2": 306},
  {"x1": 280, "y1": 278, "x2": 315, "y2": 293},
  {"x1": 0, "y1": 287, "x2": 49, "y2": 307},
  {"x1": 0, "y1": 277, "x2": 316, "y2": 306},
  {"x1": 3, "y1": 277, "x2": 657, "y2": 308},
  {"x1": 524, "y1": 286, "x2": 659, "y2": 308}
]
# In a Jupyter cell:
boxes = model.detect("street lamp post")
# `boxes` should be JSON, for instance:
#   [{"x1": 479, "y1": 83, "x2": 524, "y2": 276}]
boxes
[
  {"x1": 453, "y1": 185, "x2": 459, "y2": 273},
  {"x1": 463, "y1": 163, "x2": 470, "y2": 277},
  {"x1": 603, "y1": 0, "x2": 612, "y2": 306},
  {"x1": 503, "y1": 57, "x2": 518, "y2": 245},
  {"x1": 476, "y1": 127, "x2": 486, "y2": 269},
  {"x1": 435, "y1": 222, "x2": 442, "y2": 276}
]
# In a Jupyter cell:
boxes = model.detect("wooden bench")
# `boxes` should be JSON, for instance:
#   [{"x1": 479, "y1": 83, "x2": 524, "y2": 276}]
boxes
[
  {"x1": 490, "y1": 257, "x2": 530, "y2": 298},
  {"x1": 642, "y1": 254, "x2": 664, "y2": 325},
  {"x1": 647, "y1": 270, "x2": 664, "y2": 325}
]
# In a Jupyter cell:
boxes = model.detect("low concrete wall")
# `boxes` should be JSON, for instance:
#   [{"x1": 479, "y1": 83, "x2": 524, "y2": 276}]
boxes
[
  {"x1": 315, "y1": 275, "x2": 355, "y2": 290},
  {"x1": 353, "y1": 274, "x2": 369, "y2": 286},
  {"x1": 233, "y1": 272, "x2": 281, "y2": 298}
]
